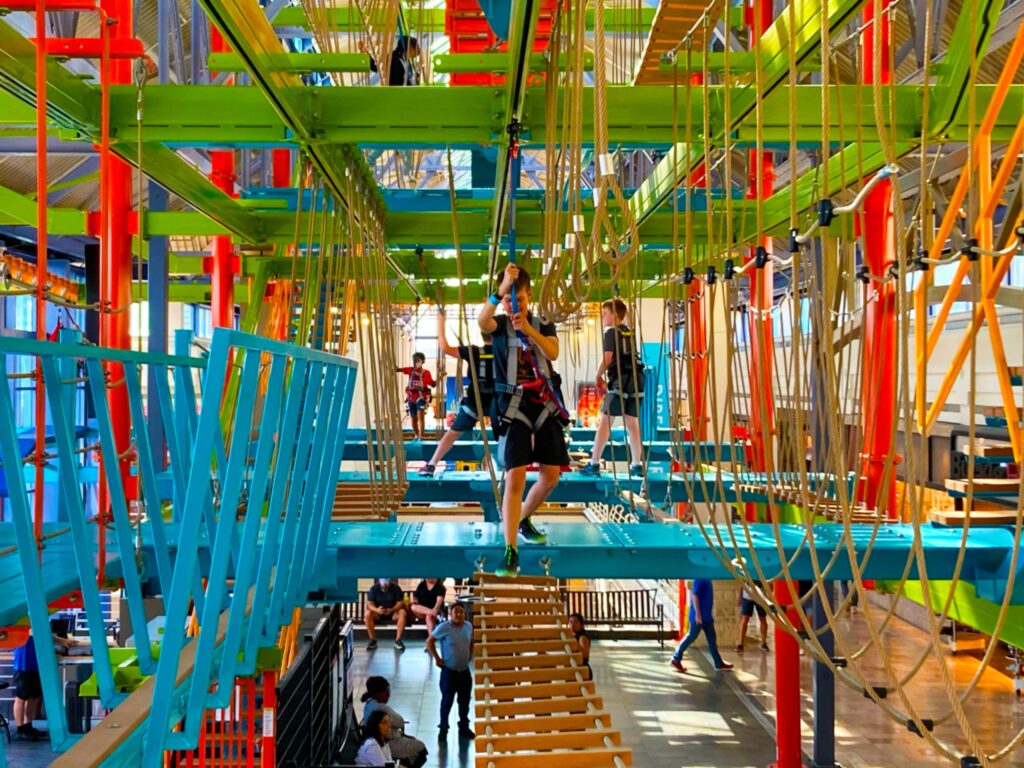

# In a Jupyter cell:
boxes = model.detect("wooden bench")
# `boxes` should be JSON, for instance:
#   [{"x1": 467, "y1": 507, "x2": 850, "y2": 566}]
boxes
[{"x1": 562, "y1": 589, "x2": 667, "y2": 647}]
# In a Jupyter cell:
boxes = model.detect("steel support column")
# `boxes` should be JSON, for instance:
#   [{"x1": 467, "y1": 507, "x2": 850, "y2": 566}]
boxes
[
  {"x1": 209, "y1": 26, "x2": 236, "y2": 329},
  {"x1": 147, "y1": 181, "x2": 169, "y2": 466},
  {"x1": 99, "y1": 0, "x2": 136, "y2": 574},
  {"x1": 33, "y1": 0, "x2": 49, "y2": 545},
  {"x1": 856, "y1": 0, "x2": 897, "y2": 519},
  {"x1": 812, "y1": 584, "x2": 837, "y2": 767}
]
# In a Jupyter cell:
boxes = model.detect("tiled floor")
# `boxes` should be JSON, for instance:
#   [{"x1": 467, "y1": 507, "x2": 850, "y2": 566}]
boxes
[{"x1": 8, "y1": 604, "x2": 1024, "y2": 767}]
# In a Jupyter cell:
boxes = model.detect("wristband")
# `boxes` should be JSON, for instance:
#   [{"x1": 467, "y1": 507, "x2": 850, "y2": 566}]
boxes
[{"x1": 488, "y1": 293, "x2": 501, "y2": 306}]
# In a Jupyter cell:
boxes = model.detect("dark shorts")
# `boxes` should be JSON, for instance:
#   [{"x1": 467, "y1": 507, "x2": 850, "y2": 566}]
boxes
[
  {"x1": 498, "y1": 401, "x2": 570, "y2": 470},
  {"x1": 13, "y1": 670, "x2": 41, "y2": 700},
  {"x1": 407, "y1": 398, "x2": 427, "y2": 417},
  {"x1": 601, "y1": 391, "x2": 639, "y2": 417},
  {"x1": 740, "y1": 598, "x2": 767, "y2": 618},
  {"x1": 451, "y1": 397, "x2": 492, "y2": 433}
]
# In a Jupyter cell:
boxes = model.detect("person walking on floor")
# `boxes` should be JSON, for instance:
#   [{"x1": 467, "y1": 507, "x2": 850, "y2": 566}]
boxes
[
  {"x1": 670, "y1": 578, "x2": 733, "y2": 673},
  {"x1": 426, "y1": 602, "x2": 475, "y2": 741},
  {"x1": 736, "y1": 580, "x2": 770, "y2": 652}
]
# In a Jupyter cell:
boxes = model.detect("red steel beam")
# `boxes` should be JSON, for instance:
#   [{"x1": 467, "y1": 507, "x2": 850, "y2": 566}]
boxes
[
  {"x1": 856, "y1": 0, "x2": 898, "y2": 519},
  {"x1": 98, "y1": 0, "x2": 135, "y2": 582},
  {"x1": 31, "y1": 36, "x2": 144, "y2": 58},
  {"x1": 209, "y1": 26, "x2": 236, "y2": 330},
  {"x1": 34, "y1": 0, "x2": 49, "y2": 549}
]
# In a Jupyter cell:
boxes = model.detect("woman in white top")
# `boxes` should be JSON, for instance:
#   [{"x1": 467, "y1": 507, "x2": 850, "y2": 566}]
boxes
[
  {"x1": 361, "y1": 676, "x2": 427, "y2": 767},
  {"x1": 356, "y1": 710, "x2": 394, "y2": 766}
]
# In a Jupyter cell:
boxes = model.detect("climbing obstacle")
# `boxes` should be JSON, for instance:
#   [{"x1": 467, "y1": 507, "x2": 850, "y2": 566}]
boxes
[{"x1": 472, "y1": 573, "x2": 632, "y2": 768}]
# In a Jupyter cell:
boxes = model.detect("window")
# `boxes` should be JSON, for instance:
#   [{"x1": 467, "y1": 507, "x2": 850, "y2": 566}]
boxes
[{"x1": 927, "y1": 262, "x2": 971, "y2": 315}]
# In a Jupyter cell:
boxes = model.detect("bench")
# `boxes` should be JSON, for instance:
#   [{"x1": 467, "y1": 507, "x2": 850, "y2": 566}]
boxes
[{"x1": 562, "y1": 589, "x2": 667, "y2": 646}]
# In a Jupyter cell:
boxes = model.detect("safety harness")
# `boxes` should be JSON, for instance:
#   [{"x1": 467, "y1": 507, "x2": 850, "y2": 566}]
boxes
[
  {"x1": 405, "y1": 367, "x2": 430, "y2": 406},
  {"x1": 493, "y1": 316, "x2": 569, "y2": 433},
  {"x1": 459, "y1": 345, "x2": 494, "y2": 419},
  {"x1": 607, "y1": 324, "x2": 645, "y2": 399}
]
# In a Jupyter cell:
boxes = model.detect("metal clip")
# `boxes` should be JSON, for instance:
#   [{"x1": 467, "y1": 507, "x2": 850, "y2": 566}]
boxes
[
  {"x1": 597, "y1": 153, "x2": 615, "y2": 178},
  {"x1": 539, "y1": 556, "x2": 552, "y2": 576}
]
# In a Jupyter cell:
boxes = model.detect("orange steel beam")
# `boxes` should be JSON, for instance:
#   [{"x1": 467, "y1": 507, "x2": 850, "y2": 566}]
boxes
[{"x1": 914, "y1": 21, "x2": 1024, "y2": 401}]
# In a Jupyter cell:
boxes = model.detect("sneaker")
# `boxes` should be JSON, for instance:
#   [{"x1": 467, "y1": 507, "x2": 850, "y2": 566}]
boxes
[
  {"x1": 394, "y1": 639, "x2": 406, "y2": 651},
  {"x1": 670, "y1": 659, "x2": 686, "y2": 673},
  {"x1": 17, "y1": 725, "x2": 42, "y2": 741},
  {"x1": 715, "y1": 662, "x2": 734, "y2": 670},
  {"x1": 760, "y1": 643, "x2": 770, "y2": 652},
  {"x1": 518, "y1": 517, "x2": 547, "y2": 544},
  {"x1": 458, "y1": 727, "x2": 476, "y2": 740},
  {"x1": 629, "y1": 463, "x2": 644, "y2": 477},
  {"x1": 734, "y1": 644, "x2": 744, "y2": 653},
  {"x1": 419, "y1": 464, "x2": 436, "y2": 476},
  {"x1": 579, "y1": 462, "x2": 601, "y2": 476},
  {"x1": 495, "y1": 546, "x2": 520, "y2": 578},
  {"x1": 366, "y1": 639, "x2": 378, "y2": 651}
]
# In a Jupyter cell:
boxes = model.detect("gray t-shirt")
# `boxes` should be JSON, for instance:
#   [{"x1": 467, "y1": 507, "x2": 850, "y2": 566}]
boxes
[{"x1": 431, "y1": 619, "x2": 473, "y2": 671}]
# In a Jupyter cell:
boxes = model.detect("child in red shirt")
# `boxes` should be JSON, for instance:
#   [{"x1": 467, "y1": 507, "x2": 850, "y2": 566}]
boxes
[{"x1": 397, "y1": 352, "x2": 435, "y2": 440}]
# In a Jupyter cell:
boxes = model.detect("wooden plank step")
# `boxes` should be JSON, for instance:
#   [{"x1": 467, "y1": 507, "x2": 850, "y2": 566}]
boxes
[
  {"x1": 475, "y1": 586, "x2": 561, "y2": 599},
  {"x1": 478, "y1": 639, "x2": 575, "y2": 653},
  {"x1": 475, "y1": 695, "x2": 603, "y2": 718},
  {"x1": 474, "y1": 747, "x2": 631, "y2": 768},
  {"x1": 478, "y1": 652, "x2": 583, "y2": 670},
  {"x1": 475, "y1": 573, "x2": 557, "y2": 586},
  {"x1": 478, "y1": 614, "x2": 565, "y2": 627},
  {"x1": 945, "y1": 478, "x2": 1021, "y2": 494},
  {"x1": 477, "y1": 729, "x2": 621, "y2": 753},
  {"x1": 478, "y1": 681, "x2": 595, "y2": 701},
  {"x1": 475, "y1": 626, "x2": 568, "y2": 641},
  {"x1": 480, "y1": 712, "x2": 611, "y2": 735},
  {"x1": 477, "y1": 600, "x2": 562, "y2": 613},
  {"x1": 928, "y1": 509, "x2": 1021, "y2": 526},
  {"x1": 476, "y1": 665, "x2": 588, "y2": 685}
]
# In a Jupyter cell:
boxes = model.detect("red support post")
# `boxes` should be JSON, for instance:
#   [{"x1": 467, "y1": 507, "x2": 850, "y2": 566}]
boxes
[
  {"x1": 857, "y1": 0, "x2": 898, "y2": 519},
  {"x1": 272, "y1": 149, "x2": 291, "y2": 188},
  {"x1": 98, "y1": 0, "x2": 135, "y2": 580},
  {"x1": 261, "y1": 670, "x2": 277, "y2": 766},
  {"x1": 34, "y1": 0, "x2": 49, "y2": 548},
  {"x1": 209, "y1": 26, "x2": 236, "y2": 330},
  {"x1": 772, "y1": 581, "x2": 802, "y2": 768}
]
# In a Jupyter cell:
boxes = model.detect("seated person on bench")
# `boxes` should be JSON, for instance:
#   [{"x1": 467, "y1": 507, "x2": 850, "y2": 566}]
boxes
[
  {"x1": 410, "y1": 578, "x2": 446, "y2": 633},
  {"x1": 361, "y1": 676, "x2": 427, "y2": 768},
  {"x1": 356, "y1": 710, "x2": 394, "y2": 767},
  {"x1": 365, "y1": 578, "x2": 409, "y2": 652}
]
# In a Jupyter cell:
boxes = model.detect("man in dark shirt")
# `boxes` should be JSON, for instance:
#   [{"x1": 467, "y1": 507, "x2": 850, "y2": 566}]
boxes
[
  {"x1": 365, "y1": 578, "x2": 409, "y2": 651},
  {"x1": 478, "y1": 264, "x2": 569, "y2": 577},
  {"x1": 580, "y1": 298, "x2": 644, "y2": 476},
  {"x1": 421, "y1": 309, "x2": 494, "y2": 475},
  {"x1": 410, "y1": 578, "x2": 447, "y2": 633}
]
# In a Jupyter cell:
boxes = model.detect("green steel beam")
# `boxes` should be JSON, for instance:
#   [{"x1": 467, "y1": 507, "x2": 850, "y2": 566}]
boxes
[
  {"x1": 929, "y1": 0, "x2": 1005, "y2": 137},
  {"x1": 0, "y1": 18, "x2": 266, "y2": 244},
  {"x1": 131, "y1": 282, "x2": 253, "y2": 303},
  {"x1": 269, "y1": 5, "x2": 656, "y2": 33},
  {"x1": 629, "y1": 0, "x2": 869, "y2": 225},
  {"x1": 196, "y1": 0, "x2": 383, "y2": 213},
  {"x1": 432, "y1": 51, "x2": 595, "y2": 74},
  {"x1": 0, "y1": 183, "x2": 86, "y2": 234},
  {"x1": 7, "y1": 84, "x2": 1018, "y2": 148},
  {"x1": 659, "y1": 51, "x2": 823, "y2": 72},
  {"x1": 207, "y1": 52, "x2": 371, "y2": 73}
]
